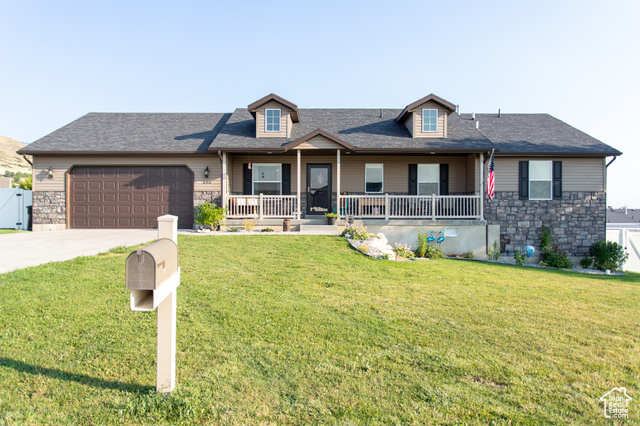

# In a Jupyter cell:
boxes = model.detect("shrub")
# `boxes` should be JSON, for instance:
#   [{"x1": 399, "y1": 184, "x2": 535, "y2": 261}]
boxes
[
  {"x1": 463, "y1": 251, "x2": 474, "y2": 259},
  {"x1": 242, "y1": 219, "x2": 255, "y2": 232},
  {"x1": 261, "y1": 227, "x2": 275, "y2": 232},
  {"x1": 422, "y1": 245, "x2": 444, "y2": 259},
  {"x1": 195, "y1": 202, "x2": 227, "y2": 229},
  {"x1": 514, "y1": 250, "x2": 526, "y2": 266},
  {"x1": 342, "y1": 223, "x2": 373, "y2": 241},
  {"x1": 393, "y1": 243, "x2": 415, "y2": 260},
  {"x1": 227, "y1": 227, "x2": 239, "y2": 232},
  {"x1": 17, "y1": 175, "x2": 32, "y2": 190},
  {"x1": 487, "y1": 241, "x2": 500, "y2": 261},
  {"x1": 539, "y1": 226, "x2": 572, "y2": 269},
  {"x1": 589, "y1": 240, "x2": 628, "y2": 271},
  {"x1": 358, "y1": 244, "x2": 370, "y2": 254},
  {"x1": 579, "y1": 256, "x2": 593, "y2": 269},
  {"x1": 415, "y1": 230, "x2": 429, "y2": 258}
]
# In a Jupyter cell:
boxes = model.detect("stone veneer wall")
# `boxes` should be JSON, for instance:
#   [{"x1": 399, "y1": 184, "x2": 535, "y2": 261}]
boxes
[
  {"x1": 484, "y1": 191, "x2": 606, "y2": 257},
  {"x1": 32, "y1": 191, "x2": 66, "y2": 226}
]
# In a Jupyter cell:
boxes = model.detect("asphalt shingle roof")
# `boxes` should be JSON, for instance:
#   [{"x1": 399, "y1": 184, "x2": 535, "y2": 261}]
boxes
[
  {"x1": 18, "y1": 108, "x2": 622, "y2": 156},
  {"x1": 212, "y1": 108, "x2": 493, "y2": 151},
  {"x1": 469, "y1": 113, "x2": 621, "y2": 155},
  {"x1": 20, "y1": 113, "x2": 231, "y2": 154}
]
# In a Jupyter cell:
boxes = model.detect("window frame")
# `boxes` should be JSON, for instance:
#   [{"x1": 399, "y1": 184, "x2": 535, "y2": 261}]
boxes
[
  {"x1": 252, "y1": 163, "x2": 282, "y2": 195},
  {"x1": 417, "y1": 164, "x2": 440, "y2": 195},
  {"x1": 265, "y1": 108, "x2": 281, "y2": 133},
  {"x1": 421, "y1": 108, "x2": 438, "y2": 133},
  {"x1": 528, "y1": 160, "x2": 552, "y2": 201},
  {"x1": 365, "y1": 163, "x2": 384, "y2": 194}
]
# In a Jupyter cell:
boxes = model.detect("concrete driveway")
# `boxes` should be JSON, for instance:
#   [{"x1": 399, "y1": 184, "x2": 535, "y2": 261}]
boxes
[{"x1": 0, "y1": 229, "x2": 158, "y2": 274}]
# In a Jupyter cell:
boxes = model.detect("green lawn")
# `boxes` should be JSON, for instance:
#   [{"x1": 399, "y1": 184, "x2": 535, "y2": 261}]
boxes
[
  {"x1": 1, "y1": 236, "x2": 638, "y2": 425},
  {"x1": 0, "y1": 229, "x2": 24, "y2": 234}
]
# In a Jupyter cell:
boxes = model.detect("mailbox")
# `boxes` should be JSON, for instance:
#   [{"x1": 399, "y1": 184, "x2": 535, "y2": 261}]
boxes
[{"x1": 126, "y1": 238, "x2": 180, "y2": 311}]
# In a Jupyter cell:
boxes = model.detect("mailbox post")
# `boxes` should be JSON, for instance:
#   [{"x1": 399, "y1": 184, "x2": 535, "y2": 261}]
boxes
[{"x1": 125, "y1": 214, "x2": 180, "y2": 393}]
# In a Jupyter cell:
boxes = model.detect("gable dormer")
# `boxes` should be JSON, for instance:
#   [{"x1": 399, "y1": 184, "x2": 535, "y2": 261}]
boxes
[
  {"x1": 395, "y1": 94, "x2": 456, "y2": 139},
  {"x1": 248, "y1": 93, "x2": 300, "y2": 138}
]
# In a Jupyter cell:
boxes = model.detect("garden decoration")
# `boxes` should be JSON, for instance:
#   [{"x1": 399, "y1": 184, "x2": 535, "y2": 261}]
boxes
[
  {"x1": 525, "y1": 245, "x2": 535, "y2": 258},
  {"x1": 426, "y1": 230, "x2": 435, "y2": 244},
  {"x1": 437, "y1": 231, "x2": 445, "y2": 246}
]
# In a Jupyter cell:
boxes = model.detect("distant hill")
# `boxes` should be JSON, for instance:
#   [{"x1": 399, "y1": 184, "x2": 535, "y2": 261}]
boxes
[{"x1": 0, "y1": 137, "x2": 31, "y2": 175}]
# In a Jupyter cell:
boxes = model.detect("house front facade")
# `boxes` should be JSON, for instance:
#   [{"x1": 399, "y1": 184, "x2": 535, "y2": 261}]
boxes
[{"x1": 19, "y1": 93, "x2": 621, "y2": 260}]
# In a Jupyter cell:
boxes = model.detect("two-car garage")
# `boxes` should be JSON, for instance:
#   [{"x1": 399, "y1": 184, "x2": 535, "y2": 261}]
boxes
[{"x1": 69, "y1": 166, "x2": 194, "y2": 229}]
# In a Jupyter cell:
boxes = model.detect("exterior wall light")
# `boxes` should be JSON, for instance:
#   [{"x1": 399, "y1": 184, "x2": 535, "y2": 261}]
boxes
[
  {"x1": 204, "y1": 167, "x2": 209, "y2": 179},
  {"x1": 47, "y1": 167, "x2": 54, "y2": 179}
]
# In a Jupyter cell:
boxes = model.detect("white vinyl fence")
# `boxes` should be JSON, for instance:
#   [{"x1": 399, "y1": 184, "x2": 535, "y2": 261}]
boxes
[
  {"x1": 607, "y1": 226, "x2": 640, "y2": 273},
  {"x1": 0, "y1": 188, "x2": 32, "y2": 230}
]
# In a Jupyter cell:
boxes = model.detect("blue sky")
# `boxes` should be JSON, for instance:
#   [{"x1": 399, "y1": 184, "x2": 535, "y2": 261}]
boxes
[{"x1": 1, "y1": 0, "x2": 638, "y2": 206}]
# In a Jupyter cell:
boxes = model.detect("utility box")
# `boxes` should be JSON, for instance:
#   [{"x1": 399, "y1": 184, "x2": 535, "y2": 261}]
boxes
[{"x1": 126, "y1": 239, "x2": 178, "y2": 290}]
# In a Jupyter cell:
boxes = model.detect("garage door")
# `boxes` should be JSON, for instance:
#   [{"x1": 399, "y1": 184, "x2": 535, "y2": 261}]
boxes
[{"x1": 70, "y1": 166, "x2": 193, "y2": 229}]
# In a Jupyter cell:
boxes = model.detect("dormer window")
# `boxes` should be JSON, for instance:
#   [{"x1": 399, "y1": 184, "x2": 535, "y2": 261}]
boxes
[
  {"x1": 265, "y1": 109, "x2": 281, "y2": 132},
  {"x1": 422, "y1": 109, "x2": 438, "y2": 132}
]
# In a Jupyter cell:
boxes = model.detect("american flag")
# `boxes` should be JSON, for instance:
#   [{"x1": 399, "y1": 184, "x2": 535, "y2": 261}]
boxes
[{"x1": 487, "y1": 150, "x2": 495, "y2": 201}]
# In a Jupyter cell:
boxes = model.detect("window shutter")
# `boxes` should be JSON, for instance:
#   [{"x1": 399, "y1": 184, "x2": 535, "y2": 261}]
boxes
[
  {"x1": 519, "y1": 161, "x2": 529, "y2": 199},
  {"x1": 439, "y1": 164, "x2": 449, "y2": 195},
  {"x1": 282, "y1": 163, "x2": 291, "y2": 195},
  {"x1": 408, "y1": 164, "x2": 417, "y2": 195},
  {"x1": 552, "y1": 161, "x2": 562, "y2": 200},
  {"x1": 243, "y1": 163, "x2": 252, "y2": 195}
]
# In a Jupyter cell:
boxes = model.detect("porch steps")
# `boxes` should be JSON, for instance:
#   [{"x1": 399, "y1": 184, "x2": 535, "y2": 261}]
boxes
[{"x1": 298, "y1": 224, "x2": 341, "y2": 235}]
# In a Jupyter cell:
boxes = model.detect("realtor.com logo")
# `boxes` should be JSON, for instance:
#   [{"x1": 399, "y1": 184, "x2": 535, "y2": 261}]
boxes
[{"x1": 600, "y1": 387, "x2": 632, "y2": 419}]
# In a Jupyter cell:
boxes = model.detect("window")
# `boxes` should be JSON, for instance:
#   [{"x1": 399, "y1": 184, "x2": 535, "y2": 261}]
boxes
[
  {"x1": 417, "y1": 164, "x2": 439, "y2": 195},
  {"x1": 529, "y1": 160, "x2": 552, "y2": 200},
  {"x1": 265, "y1": 109, "x2": 281, "y2": 132},
  {"x1": 365, "y1": 164, "x2": 383, "y2": 193},
  {"x1": 422, "y1": 109, "x2": 438, "y2": 132},
  {"x1": 253, "y1": 164, "x2": 281, "y2": 195}
]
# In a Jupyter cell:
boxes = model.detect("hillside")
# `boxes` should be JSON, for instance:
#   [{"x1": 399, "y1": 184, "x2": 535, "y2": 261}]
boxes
[{"x1": 0, "y1": 136, "x2": 31, "y2": 175}]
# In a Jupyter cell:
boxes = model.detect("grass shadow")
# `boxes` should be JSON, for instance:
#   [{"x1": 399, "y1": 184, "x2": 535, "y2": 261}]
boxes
[{"x1": 0, "y1": 357, "x2": 154, "y2": 394}]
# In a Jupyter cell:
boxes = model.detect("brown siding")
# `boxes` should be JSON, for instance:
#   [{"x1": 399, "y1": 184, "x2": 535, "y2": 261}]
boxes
[
  {"x1": 494, "y1": 157, "x2": 605, "y2": 192},
  {"x1": 231, "y1": 155, "x2": 468, "y2": 194},
  {"x1": 405, "y1": 115, "x2": 414, "y2": 137},
  {"x1": 466, "y1": 154, "x2": 477, "y2": 193},
  {"x1": 296, "y1": 135, "x2": 345, "y2": 150},
  {"x1": 412, "y1": 101, "x2": 446, "y2": 138},
  {"x1": 33, "y1": 156, "x2": 220, "y2": 193},
  {"x1": 255, "y1": 100, "x2": 291, "y2": 138}
]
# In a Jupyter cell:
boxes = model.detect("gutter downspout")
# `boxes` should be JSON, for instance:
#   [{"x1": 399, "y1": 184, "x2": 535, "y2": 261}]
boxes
[{"x1": 22, "y1": 154, "x2": 33, "y2": 167}]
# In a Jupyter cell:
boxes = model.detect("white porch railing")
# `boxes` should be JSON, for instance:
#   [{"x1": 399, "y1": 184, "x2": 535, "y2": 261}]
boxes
[
  {"x1": 227, "y1": 194, "x2": 298, "y2": 219},
  {"x1": 338, "y1": 194, "x2": 482, "y2": 220}
]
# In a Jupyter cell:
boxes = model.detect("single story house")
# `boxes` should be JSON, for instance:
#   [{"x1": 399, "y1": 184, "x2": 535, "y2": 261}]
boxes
[{"x1": 19, "y1": 93, "x2": 621, "y2": 259}]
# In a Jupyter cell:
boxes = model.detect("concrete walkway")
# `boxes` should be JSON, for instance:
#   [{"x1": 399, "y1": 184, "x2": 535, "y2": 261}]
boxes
[{"x1": 0, "y1": 229, "x2": 157, "y2": 274}]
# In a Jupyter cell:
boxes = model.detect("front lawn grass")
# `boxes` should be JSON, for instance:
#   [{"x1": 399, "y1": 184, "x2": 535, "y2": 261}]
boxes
[
  {"x1": 1, "y1": 235, "x2": 638, "y2": 424},
  {"x1": 0, "y1": 229, "x2": 24, "y2": 234}
]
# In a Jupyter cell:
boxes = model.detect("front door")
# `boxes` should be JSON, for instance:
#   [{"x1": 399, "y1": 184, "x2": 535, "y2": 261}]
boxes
[{"x1": 307, "y1": 164, "x2": 332, "y2": 215}]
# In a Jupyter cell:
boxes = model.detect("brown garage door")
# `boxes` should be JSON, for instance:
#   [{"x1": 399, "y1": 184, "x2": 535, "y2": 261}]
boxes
[{"x1": 70, "y1": 166, "x2": 193, "y2": 229}]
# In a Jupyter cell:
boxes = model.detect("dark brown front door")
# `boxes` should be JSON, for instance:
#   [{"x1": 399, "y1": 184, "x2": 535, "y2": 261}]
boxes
[
  {"x1": 307, "y1": 164, "x2": 331, "y2": 215},
  {"x1": 69, "y1": 166, "x2": 193, "y2": 229}
]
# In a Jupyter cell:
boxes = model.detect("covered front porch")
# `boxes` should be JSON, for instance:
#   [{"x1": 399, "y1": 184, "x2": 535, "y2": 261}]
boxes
[{"x1": 219, "y1": 132, "x2": 489, "y2": 222}]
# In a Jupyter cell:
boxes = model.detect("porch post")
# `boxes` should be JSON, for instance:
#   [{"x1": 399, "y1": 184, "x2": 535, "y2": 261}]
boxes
[
  {"x1": 221, "y1": 152, "x2": 227, "y2": 211},
  {"x1": 336, "y1": 149, "x2": 341, "y2": 215},
  {"x1": 296, "y1": 150, "x2": 301, "y2": 219},
  {"x1": 479, "y1": 152, "x2": 484, "y2": 219}
]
